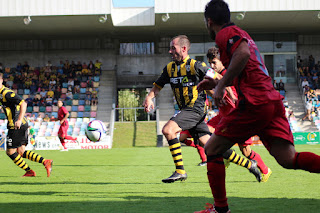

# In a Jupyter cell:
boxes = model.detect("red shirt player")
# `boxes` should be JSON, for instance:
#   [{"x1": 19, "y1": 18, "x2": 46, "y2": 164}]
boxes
[
  {"x1": 206, "y1": 47, "x2": 271, "y2": 182},
  {"x1": 196, "y1": 1, "x2": 320, "y2": 213},
  {"x1": 57, "y1": 100, "x2": 77, "y2": 151}
]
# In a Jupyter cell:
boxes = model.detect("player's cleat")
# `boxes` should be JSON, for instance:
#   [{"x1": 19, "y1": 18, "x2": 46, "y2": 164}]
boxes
[
  {"x1": 22, "y1": 170, "x2": 36, "y2": 177},
  {"x1": 261, "y1": 168, "x2": 272, "y2": 182},
  {"x1": 162, "y1": 171, "x2": 187, "y2": 183},
  {"x1": 60, "y1": 148, "x2": 68, "y2": 152},
  {"x1": 43, "y1": 159, "x2": 53, "y2": 177},
  {"x1": 194, "y1": 203, "x2": 230, "y2": 213},
  {"x1": 223, "y1": 159, "x2": 230, "y2": 169},
  {"x1": 249, "y1": 160, "x2": 262, "y2": 182},
  {"x1": 197, "y1": 161, "x2": 207, "y2": 166}
]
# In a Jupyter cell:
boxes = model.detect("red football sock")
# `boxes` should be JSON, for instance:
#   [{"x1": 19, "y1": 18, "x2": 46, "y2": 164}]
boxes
[
  {"x1": 183, "y1": 139, "x2": 196, "y2": 148},
  {"x1": 60, "y1": 138, "x2": 67, "y2": 149},
  {"x1": 196, "y1": 145, "x2": 207, "y2": 162},
  {"x1": 65, "y1": 135, "x2": 77, "y2": 141},
  {"x1": 248, "y1": 150, "x2": 268, "y2": 174},
  {"x1": 207, "y1": 155, "x2": 228, "y2": 208},
  {"x1": 294, "y1": 152, "x2": 320, "y2": 173}
]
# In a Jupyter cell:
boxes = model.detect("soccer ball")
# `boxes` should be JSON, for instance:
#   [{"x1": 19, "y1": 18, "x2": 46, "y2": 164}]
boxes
[{"x1": 85, "y1": 120, "x2": 107, "y2": 142}]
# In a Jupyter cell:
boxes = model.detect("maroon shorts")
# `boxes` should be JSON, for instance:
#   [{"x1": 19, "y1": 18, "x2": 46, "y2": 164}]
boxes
[
  {"x1": 58, "y1": 124, "x2": 69, "y2": 138},
  {"x1": 214, "y1": 100, "x2": 293, "y2": 150}
]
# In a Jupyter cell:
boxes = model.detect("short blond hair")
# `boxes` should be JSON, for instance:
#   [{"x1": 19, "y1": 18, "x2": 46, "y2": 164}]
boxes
[{"x1": 171, "y1": 35, "x2": 191, "y2": 51}]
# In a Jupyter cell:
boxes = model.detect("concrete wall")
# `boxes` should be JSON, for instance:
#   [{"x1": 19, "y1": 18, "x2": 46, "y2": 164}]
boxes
[{"x1": 298, "y1": 35, "x2": 320, "y2": 64}]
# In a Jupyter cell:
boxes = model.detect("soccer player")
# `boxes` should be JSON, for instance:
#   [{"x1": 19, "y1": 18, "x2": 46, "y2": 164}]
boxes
[
  {"x1": 0, "y1": 73, "x2": 53, "y2": 177},
  {"x1": 143, "y1": 35, "x2": 261, "y2": 183},
  {"x1": 57, "y1": 100, "x2": 77, "y2": 151},
  {"x1": 196, "y1": 1, "x2": 320, "y2": 212},
  {"x1": 206, "y1": 47, "x2": 271, "y2": 182}
]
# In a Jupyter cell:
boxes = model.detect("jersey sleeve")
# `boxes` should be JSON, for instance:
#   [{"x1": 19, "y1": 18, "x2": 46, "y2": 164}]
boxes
[
  {"x1": 5, "y1": 91, "x2": 23, "y2": 105},
  {"x1": 217, "y1": 27, "x2": 248, "y2": 57},
  {"x1": 153, "y1": 66, "x2": 170, "y2": 89},
  {"x1": 194, "y1": 61, "x2": 211, "y2": 80},
  {"x1": 61, "y1": 106, "x2": 68, "y2": 115}
]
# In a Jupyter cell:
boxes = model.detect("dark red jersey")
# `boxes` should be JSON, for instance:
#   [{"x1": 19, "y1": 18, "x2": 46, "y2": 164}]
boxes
[
  {"x1": 58, "y1": 106, "x2": 68, "y2": 126},
  {"x1": 215, "y1": 23, "x2": 282, "y2": 105}
]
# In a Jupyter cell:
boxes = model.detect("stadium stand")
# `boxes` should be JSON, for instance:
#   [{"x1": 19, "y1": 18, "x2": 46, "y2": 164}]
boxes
[{"x1": 0, "y1": 59, "x2": 101, "y2": 137}]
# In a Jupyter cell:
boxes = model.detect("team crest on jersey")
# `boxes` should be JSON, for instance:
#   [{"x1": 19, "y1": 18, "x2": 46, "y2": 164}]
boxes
[
  {"x1": 186, "y1": 65, "x2": 190, "y2": 72},
  {"x1": 229, "y1": 38, "x2": 234, "y2": 44}
]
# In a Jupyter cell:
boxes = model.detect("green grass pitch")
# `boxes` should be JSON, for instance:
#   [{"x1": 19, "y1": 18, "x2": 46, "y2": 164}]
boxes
[{"x1": 0, "y1": 145, "x2": 319, "y2": 213}]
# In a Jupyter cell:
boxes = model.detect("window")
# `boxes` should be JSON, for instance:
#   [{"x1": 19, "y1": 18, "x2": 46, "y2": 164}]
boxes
[{"x1": 120, "y1": 42, "x2": 154, "y2": 55}]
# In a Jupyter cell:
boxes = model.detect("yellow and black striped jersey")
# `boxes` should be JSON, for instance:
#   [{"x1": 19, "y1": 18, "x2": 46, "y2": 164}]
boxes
[
  {"x1": 0, "y1": 86, "x2": 28, "y2": 129},
  {"x1": 154, "y1": 55, "x2": 210, "y2": 112}
]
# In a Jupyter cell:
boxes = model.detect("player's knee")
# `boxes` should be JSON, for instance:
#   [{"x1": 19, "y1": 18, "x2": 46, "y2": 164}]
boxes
[{"x1": 162, "y1": 126, "x2": 174, "y2": 137}]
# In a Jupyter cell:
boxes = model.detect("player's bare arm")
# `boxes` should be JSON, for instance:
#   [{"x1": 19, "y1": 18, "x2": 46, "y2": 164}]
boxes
[
  {"x1": 61, "y1": 112, "x2": 69, "y2": 125},
  {"x1": 143, "y1": 86, "x2": 160, "y2": 113},
  {"x1": 15, "y1": 101, "x2": 27, "y2": 129}
]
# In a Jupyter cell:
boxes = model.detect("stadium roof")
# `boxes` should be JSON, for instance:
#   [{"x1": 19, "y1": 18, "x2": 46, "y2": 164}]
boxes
[{"x1": 0, "y1": 0, "x2": 319, "y2": 39}]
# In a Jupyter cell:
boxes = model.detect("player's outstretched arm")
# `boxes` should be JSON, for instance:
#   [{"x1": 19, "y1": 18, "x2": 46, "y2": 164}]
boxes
[{"x1": 143, "y1": 86, "x2": 160, "y2": 113}]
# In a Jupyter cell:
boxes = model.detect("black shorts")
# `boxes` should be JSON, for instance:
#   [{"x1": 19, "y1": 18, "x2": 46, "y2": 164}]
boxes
[
  {"x1": 170, "y1": 108, "x2": 211, "y2": 141},
  {"x1": 7, "y1": 126, "x2": 29, "y2": 149}
]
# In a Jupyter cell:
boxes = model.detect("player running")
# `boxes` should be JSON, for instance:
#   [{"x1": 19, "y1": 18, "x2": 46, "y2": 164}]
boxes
[
  {"x1": 196, "y1": 1, "x2": 320, "y2": 212},
  {"x1": 57, "y1": 100, "x2": 77, "y2": 151}
]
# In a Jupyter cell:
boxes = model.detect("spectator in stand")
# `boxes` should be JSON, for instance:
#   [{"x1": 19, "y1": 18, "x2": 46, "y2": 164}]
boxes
[
  {"x1": 70, "y1": 61, "x2": 76, "y2": 70},
  {"x1": 46, "y1": 95, "x2": 53, "y2": 106},
  {"x1": 67, "y1": 78, "x2": 74, "y2": 88},
  {"x1": 40, "y1": 88, "x2": 47, "y2": 99},
  {"x1": 25, "y1": 95, "x2": 33, "y2": 107},
  {"x1": 278, "y1": 79, "x2": 285, "y2": 91},
  {"x1": 30, "y1": 114, "x2": 36, "y2": 123},
  {"x1": 309, "y1": 55, "x2": 315, "y2": 70},
  {"x1": 49, "y1": 78, "x2": 56, "y2": 90},
  {"x1": 87, "y1": 76, "x2": 93, "y2": 87},
  {"x1": 88, "y1": 61, "x2": 95, "y2": 71},
  {"x1": 37, "y1": 114, "x2": 43, "y2": 123},
  {"x1": 85, "y1": 87, "x2": 92, "y2": 96},
  {"x1": 0, "y1": 63, "x2": 3, "y2": 72},
  {"x1": 47, "y1": 88, "x2": 54, "y2": 98},
  {"x1": 6, "y1": 78, "x2": 13, "y2": 88},
  {"x1": 301, "y1": 78, "x2": 309, "y2": 88},
  {"x1": 54, "y1": 86, "x2": 62, "y2": 100},
  {"x1": 65, "y1": 60, "x2": 70, "y2": 70},
  {"x1": 46, "y1": 61, "x2": 52, "y2": 68},
  {"x1": 30, "y1": 82, "x2": 37, "y2": 94},
  {"x1": 74, "y1": 84, "x2": 80, "y2": 94},
  {"x1": 91, "y1": 94, "x2": 98, "y2": 106},
  {"x1": 82, "y1": 62, "x2": 88, "y2": 70},
  {"x1": 66, "y1": 89, "x2": 73, "y2": 100},
  {"x1": 16, "y1": 63, "x2": 23, "y2": 73},
  {"x1": 25, "y1": 78, "x2": 32, "y2": 89},
  {"x1": 302, "y1": 100, "x2": 313, "y2": 121},
  {"x1": 312, "y1": 72, "x2": 319, "y2": 87},
  {"x1": 76, "y1": 61, "x2": 82, "y2": 71},
  {"x1": 43, "y1": 114, "x2": 50, "y2": 122},
  {"x1": 94, "y1": 60, "x2": 102, "y2": 72},
  {"x1": 307, "y1": 88, "x2": 316, "y2": 101},
  {"x1": 58, "y1": 60, "x2": 64, "y2": 69},
  {"x1": 85, "y1": 94, "x2": 91, "y2": 105},
  {"x1": 50, "y1": 115, "x2": 55, "y2": 122},
  {"x1": 297, "y1": 55, "x2": 302, "y2": 68},
  {"x1": 32, "y1": 95, "x2": 40, "y2": 106},
  {"x1": 23, "y1": 61, "x2": 30, "y2": 72},
  {"x1": 273, "y1": 80, "x2": 279, "y2": 90}
]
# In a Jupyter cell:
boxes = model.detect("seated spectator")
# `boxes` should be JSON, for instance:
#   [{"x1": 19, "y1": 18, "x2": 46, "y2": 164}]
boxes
[
  {"x1": 23, "y1": 61, "x2": 30, "y2": 72},
  {"x1": 74, "y1": 84, "x2": 80, "y2": 94},
  {"x1": 46, "y1": 95, "x2": 53, "y2": 106},
  {"x1": 30, "y1": 114, "x2": 37, "y2": 122},
  {"x1": 6, "y1": 79, "x2": 13, "y2": 88},
  {"x1": 16, "y1": 63, "x2": 22, "y2": 72},
  {"x1": 82, "y1": 68, "x2": 89, "y2": 75},
  {"x1": 312, "y1": 73, "x2": 319, "y2": 86},
  {"x1": 82, "y1": 62, "x2": 88, "y2": 70},
  {"x1": 25, "y1": 95, "x2": 33, "y2": 107},
  {"x1": 46, "y1": 60, "x2": 52, "y2": 68},
  {"x1": 85, "y1": 87, "x2": 92, "y2": 95},
  {"x1": 94, "y1": 60, "x2": 102, "y2": 71},
  {"x1": 37, "y1": 114, "x2": 43, "y2": 123},
  {"x1": 85, "y1": 94, "x2": 92, "y2": 105},
  {"x1": 54, "y1": 86, "x2": 62, "y2": 100},
  {"x1": 273, "y1": 80, "x2": 279, "y2": 90},
  {"x1": 76, "y1": 61, "x2": 82, "y2": 71},
  {"x1": 88, "y1": 61, "x2": 95, "y2": 71},
  {"x1": 278, "y1": 79, "x2": 285, "y2": 91},
  {"x1": 30, "y1": 82, "x2": 37, "y2": 94},
  {"x1": 47, "y1": 88, "x2": 54, "y2": 98},
  {"x1": 307, "y1": 88, "x2": 316, "y2": 101},
  {"x1": 91, "y1": 94, "x2": 98, "y2": 106},
  {"x1": 302, "y1": 100, "x2": 313, "y2": 121},
  {"x1": 50, "y1": 115, "x2": 56, "y2": 122},
  {"x1": 68, "y1": 78, "x2": 74, "y2": 88},
  {"x1": 43, "y1": 114, "x2": 50, "y2": 122},
  {"x1": 87, "y1": 76, "x2": 93, "y2": 87},
  {"x1": 66, "y1": 89, "x2": 73, "y2": 100},
  {"x1": 70, "y1": 61, "x2": 76, "y2": 70},
  {"x1": 65, "y1": 60, "x2": 70, "y2": 70},
  {"x1": 40, "y1": 88, "x2": 47, "y2": 98},
  {"x1": 33, "y1": 96, "x2": 40, "y2": 106},
  {"x1": 302, "y1": 78, "x2": 309, "y2": 89},
  {"x1": 58, "y1": 60, "x2": 64, "y2": 68},
  {"x1": 24, "y1": 78, "x2": 32, "y2": 89}
]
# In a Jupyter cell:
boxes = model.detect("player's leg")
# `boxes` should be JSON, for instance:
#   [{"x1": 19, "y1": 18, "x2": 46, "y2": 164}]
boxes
[
  {"x1": 161, "y1": 120, "x2": 186, "y2": 183},
  {"x1": 202, "y1": 133, "x2": 234, "y2": 213},
  {"x1": 180, "y1": 130, "x2": 206, "y2": 165},
  {"x1": 6, "y1": 129, "x2": 34, "y2": 177},
  {"x1": 269, "y1": 138, "x2": 320, "y2": 172},
  {"x1": 21, "y1": 148, "x2": 53, "y2": 177},
  {"x1": 58, "y1": 126, "x2": 68, "y2": 151},
  {"x1": 239, "y1": 144, "x2": 271, "y2": 182}
]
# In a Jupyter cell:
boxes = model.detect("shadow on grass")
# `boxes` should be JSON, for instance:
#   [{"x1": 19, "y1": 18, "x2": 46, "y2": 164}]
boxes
[{"x1": 0, "y1": 196, "x2": 319, "y2": 213}]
